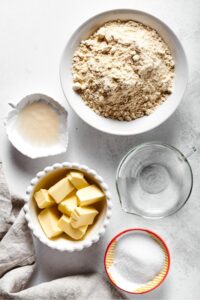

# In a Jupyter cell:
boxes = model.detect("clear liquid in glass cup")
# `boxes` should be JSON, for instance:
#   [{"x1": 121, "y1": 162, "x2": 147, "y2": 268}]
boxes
[{"x1": 116, "y1": 142, "x2": 193, "y2": 218}]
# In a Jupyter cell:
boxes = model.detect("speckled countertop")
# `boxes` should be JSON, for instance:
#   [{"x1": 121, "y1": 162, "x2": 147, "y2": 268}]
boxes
[{"x1": 0, "y1": 0, "x2": 200, "y2": 299}]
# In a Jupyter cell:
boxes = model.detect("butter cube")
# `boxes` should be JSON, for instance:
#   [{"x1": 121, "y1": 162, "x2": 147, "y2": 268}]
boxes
[
  {"x1": 48, "y1": 177, "x2": 75, "y2": 203},
  {"x1": 77, "y1": 184, "x2": 105, "y2": 207},
  {"x1": 67, "y1": 171, "x2": 89, "y2": 189},
  {"x1": 58, "y1": 215, "x2": 87, "y2": 240},
  {"x1": 38, "y1": 207, "x2": 62, "y2": 239},
  {"x1": 34, "y1": 189, "x2": 55, "y2": 209},
  {"x1": 70, "y1": 206, "x2": 99, "y2": 228},
  {"x1": 58, "y1": 195, "x2": 78, "y2": 216}
]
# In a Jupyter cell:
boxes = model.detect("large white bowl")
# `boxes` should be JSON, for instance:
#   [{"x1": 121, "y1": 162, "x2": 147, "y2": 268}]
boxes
[
  {"x1": 60, "y1": 9, "x2": 188, "y2": 136},
  {"x1": 24, "y1": 162, "x2": 112, "y2": 252}
]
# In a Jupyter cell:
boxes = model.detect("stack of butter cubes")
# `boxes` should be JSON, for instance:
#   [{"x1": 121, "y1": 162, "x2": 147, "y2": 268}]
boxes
[{"x1": 34, "y1": 171, "x2": 105, "y2": 240}]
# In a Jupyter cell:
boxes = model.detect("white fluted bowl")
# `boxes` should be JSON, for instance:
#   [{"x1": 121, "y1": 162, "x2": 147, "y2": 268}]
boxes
[{"x1": 24, "y1": 162, "x2": 112, "y2": 252}]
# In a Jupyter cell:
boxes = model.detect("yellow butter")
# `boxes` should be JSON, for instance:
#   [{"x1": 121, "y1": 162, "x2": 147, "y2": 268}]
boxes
[
  {"x1": 38, "y1": 207, "x2": 62, "y2": 239},
  {"x1": 34, "y1": 189, "x2": 55, "y2": 209},
  {"x1": 77, "y1": 184, "x2": 105, "y2": 207},
  {"x1": 68, "y1": 171, "x2": 89, "y2": 190},
  {"x1": 48, "y1": 177, "x2": 75, "y2": 203},
  {"x1": 58, "y1": 195, "x2": 78, "y2": 216},
  {"x1": 70, "y1": 206, "x2": 99, "y2": 228},
  {"x1": 58, "y1": 215, "x2": 87, "y2": 240}
]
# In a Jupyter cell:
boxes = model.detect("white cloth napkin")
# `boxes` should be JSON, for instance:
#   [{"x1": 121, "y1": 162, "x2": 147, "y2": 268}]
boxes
[{"x1": 0, "y1": 163, "x2": 126, "y2": 300}]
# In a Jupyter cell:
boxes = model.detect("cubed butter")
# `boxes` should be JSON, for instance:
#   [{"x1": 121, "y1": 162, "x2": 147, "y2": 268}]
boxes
[
  {"x1": 58, "y1": 194, "x2": 78, "y2": 216},
  {"x1": 58, "y1": 215, "x2": 87, "y2": 240},
  {"x1": 67, "y1": 171, "x2": 89, "y2": 189},
  {"x1": 34, "y1": 189, "x2": 55, "y2": 209},
  {"x1": 70, "y1": 206, "x2": 99, "y2": 228},
  {"x1": 38, "y1": 207, "x2": 62, "y2": 239},
  {"x1": 77, "y1": 184, "x2": 105, "y2": 206},
  {"x1": 48, "y1": 177, "x2": 75, "y2": 203}
]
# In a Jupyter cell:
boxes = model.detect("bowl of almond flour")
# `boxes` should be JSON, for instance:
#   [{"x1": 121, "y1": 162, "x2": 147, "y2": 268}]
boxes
[{"x1": 60, "y1": 9, "x2": 188, "y2": 135}]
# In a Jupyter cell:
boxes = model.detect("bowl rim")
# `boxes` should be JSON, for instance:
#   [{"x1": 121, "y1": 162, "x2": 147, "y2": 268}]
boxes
[
  {"x1": 116, "y1": 141, "x2": 193, "y2": 218},
  {"x1": 59, "y1": 8, "x2": 189, "y2": 136},
  {"x1": 24, "y1": 162, "x2": 112, "y2": 252},
  {"x1": 104, "y1": 228, "x2": 171, "y2": 294}
]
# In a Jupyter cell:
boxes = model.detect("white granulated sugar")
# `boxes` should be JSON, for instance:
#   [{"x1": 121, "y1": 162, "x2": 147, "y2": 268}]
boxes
[
  {"x1": 72, "y1": 20, "x2": 175, "y2": 121},
  {"x1": 109, "y1": 232, "x2": 165, "y2": 291}
]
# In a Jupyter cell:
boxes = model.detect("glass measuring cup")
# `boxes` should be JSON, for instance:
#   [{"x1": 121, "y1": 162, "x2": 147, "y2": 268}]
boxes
[{"x1": 116, "y1": 142, "x2": 194, "y2": 218}]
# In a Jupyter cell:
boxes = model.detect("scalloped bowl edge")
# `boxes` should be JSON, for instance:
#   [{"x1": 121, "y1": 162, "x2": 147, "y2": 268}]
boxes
[{"x1": 24, "y1": 162, "x2": 112, "y2": 252}]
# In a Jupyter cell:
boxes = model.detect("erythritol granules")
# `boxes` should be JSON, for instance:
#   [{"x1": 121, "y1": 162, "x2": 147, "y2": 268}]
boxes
[
  {"x1": 108, "y1": 231, "x2": 165, "y2": 292},
  {"x1": 72, "y1": 20, "x2": 175, "y2": 121}
]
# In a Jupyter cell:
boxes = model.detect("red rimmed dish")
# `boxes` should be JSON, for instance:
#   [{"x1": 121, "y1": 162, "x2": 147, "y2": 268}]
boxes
[{"x1": 104, "y1": 228, "x2": 170, "y2": 294}]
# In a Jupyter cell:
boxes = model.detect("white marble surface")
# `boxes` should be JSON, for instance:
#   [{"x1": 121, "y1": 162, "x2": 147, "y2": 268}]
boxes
[{"x1": 0, "y1": 0, "x2": 200, "y2": 299}]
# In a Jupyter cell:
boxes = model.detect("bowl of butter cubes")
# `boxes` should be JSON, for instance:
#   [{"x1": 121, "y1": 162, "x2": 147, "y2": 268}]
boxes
[{"x1": 24, "y1": 162, "x2": 112, "y2": 251}]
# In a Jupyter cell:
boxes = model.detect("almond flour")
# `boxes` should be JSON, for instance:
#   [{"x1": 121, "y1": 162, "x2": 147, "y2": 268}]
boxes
[{"x1": 72, "y1": 20, "x2": 175, "y2": 121}]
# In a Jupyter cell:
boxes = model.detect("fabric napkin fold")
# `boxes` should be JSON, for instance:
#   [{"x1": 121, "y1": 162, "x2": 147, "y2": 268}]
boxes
[{"x1": 0, "y1": 163, "x2": 126, "y2": 300}]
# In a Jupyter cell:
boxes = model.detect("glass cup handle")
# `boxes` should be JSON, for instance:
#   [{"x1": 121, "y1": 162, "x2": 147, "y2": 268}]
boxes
[{"x1": 185, "y1": 146, "x2": 197, "y2": 159}]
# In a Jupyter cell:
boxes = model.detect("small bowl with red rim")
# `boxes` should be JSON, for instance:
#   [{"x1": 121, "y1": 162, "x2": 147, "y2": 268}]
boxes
[{"x1": 104, "y1": 228, "x2": 170, "y2": 294}]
